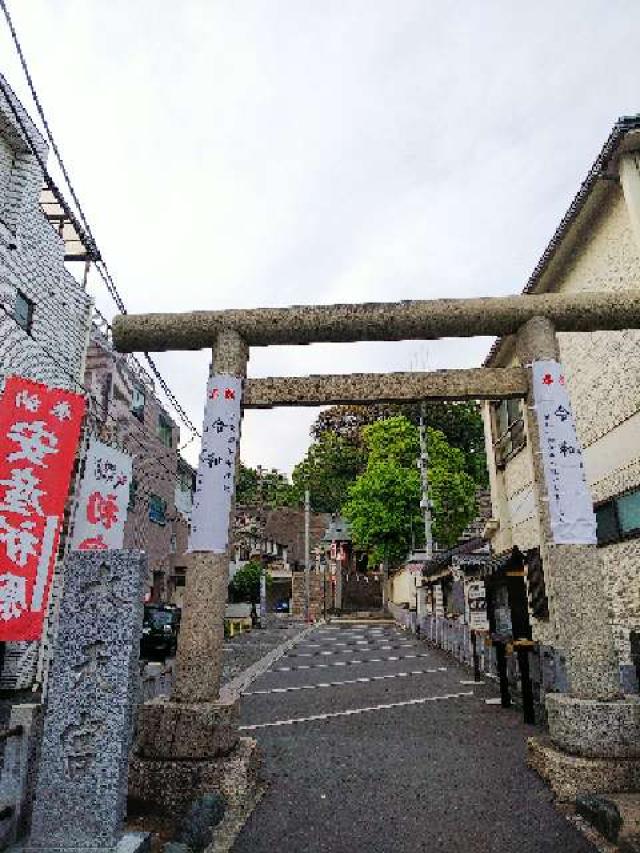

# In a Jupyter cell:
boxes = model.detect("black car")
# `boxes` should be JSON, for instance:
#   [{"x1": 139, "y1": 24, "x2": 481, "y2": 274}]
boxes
[{"x1": 141, "y1": 604, "x2": 181, "y2": 658}]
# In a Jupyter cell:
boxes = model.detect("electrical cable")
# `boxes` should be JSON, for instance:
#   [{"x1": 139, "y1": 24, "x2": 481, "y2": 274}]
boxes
[{"x1": 0, "y1": 0, "x2": 200, "y2": 438}]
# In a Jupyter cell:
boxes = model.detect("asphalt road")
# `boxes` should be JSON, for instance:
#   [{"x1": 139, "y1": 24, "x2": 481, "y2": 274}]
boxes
[{"x1": 232, "y1": 622, "x2": 595, "y2": 853}]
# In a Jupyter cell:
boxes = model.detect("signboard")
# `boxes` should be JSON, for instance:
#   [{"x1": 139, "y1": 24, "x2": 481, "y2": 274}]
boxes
[
  {"x1": 532, "y1": 360, "x2": 597, "y2": 545},
  {"x1": 0, "y1": 376, "x2": 85, "y2": 640},
  {"x1": 70, "y1": 439, "x2": 132, "y2": 551},
  {"x1": 433, "y1": 584, "x2": 444, "y2": 618},
  {"x1": 189, "y1": 374, "x2": 242, "y2": 552},
  {"x1": 466, "y1": 580, "x2": 489, "y2": 631}
]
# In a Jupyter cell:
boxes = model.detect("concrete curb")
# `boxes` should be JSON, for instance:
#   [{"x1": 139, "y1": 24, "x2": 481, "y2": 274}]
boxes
[{"x1": 220, "y1": 622, "x2": 322, "y2": 701}]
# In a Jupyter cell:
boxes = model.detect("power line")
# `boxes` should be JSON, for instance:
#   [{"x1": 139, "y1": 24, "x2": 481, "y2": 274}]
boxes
[{"x1": 0, "y1": 0, "x2": 200, "y2": 439}]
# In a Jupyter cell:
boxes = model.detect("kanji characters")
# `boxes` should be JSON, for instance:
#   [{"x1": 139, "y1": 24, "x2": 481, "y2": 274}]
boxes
[
  {"x1": 86, "y1": 492, "x2": 119, "y2": 530},
  {"x1": 224, "y1": 387, "x2": 236, "y2": 400},
  {"x1": 542, "y1": 373, "x2": 554, "y2": 385},
  {"x1": 7, "y1": 421, "x2": 58, "y2": 467},
  {"x1": 73, "y1": 640, "x2": 110, "y2": 686},
  {"x1": 0, "y1": 516, "x2": 38, "y2": 566},
  {"x1": 554, "y1": 406, "x2": 571, "y2": 422},
  {"x1": 0, "y1": 573, "x2": 27, "y2": 620},
  {"x1": 51, "y1": 400, "x2": 72, "y2": 421},
  {"x1": 61, "y1": 713, "x2": 102, "y2": 780},
  {"x1": 77, "y1": 534, "x2": 108, "y2": 551},
  {"x1": 15, "y1": 390, "x2": 41, "y2": 412},
  {"x1": 0, "y1": 468, "x2": 45, "y2": 516}
]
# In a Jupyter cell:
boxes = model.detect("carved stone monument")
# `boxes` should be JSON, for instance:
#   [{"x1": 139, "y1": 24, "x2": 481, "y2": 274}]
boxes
[{"x1": 26, "y1": 550, "x2": 148, "y2": 853}]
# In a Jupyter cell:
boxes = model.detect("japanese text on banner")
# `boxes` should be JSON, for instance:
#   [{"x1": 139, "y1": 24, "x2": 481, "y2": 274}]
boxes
[
  {"x1": 70, "y1": 439, "x2": 132, "y2": 552},
  {"x1": 532, "y1": 360, "x2": 597, "y2": 545},
  {"x1": 0, "y1": 376, "x2": 85, "y2": 640},
  {"x1": 189, "y1": 374, "x2": 242, "y2": 553}
]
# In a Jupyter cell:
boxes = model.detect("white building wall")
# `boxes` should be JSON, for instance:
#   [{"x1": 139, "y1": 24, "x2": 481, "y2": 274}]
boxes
[{"x1": 0, "y1": 76, "x2": 92, "y2": 690}]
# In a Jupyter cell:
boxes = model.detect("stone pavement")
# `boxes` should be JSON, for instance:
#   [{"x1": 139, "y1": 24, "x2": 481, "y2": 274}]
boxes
[{"x1": 232, "y1": 622, "x2": 596, "y2": 853}]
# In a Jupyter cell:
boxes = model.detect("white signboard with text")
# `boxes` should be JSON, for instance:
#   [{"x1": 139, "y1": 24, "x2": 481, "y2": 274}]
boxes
[
  {"x1": 189, "y1": 374, "x2": 242, "y2": 553},
  {"x1": 466, "y1": 580, "x2": 489, "y2": 631},
  {"x1": 71, "y1": 438, "x2": 132, "y2": 551},
  {"x1": 532, "y1": 360, "x2": 597, "y2": 545}
]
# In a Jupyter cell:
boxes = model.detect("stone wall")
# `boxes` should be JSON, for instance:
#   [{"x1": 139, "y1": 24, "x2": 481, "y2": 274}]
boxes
[{"x1": 291, "y1": 571, "x2": 327, "y2": 621}]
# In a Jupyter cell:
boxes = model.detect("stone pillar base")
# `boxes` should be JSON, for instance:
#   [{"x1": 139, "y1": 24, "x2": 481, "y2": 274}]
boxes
[
  {"x1": 128, "y1": 737, "x2": 261, "y2": 818},
  {"x1": 546, "y1": 694, "x2": 640, "y2": 759},
  {"x1": 134, "y1": 698, "x2": 240, "y2": 759},
  {"x1": 528, "y1": 736, "x2": 640, "y2": 802}
]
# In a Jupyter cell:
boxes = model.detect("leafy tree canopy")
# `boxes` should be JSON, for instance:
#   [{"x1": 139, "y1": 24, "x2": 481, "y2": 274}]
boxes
[
  {"x1": 291, "y1": 433, "x2": 366, "y2": 513},
  {"x1": 311, "y1": 401, "x2": 487, "y2": 485},
  {"x1": 343, "y1": 416, "x2": 477, "y2": 567},
  {"x1": 236, "y1": 463, "x2": 298, "y2": 508},
  {"x1": 228, "y1": 560, "x2": 272, "y2": 604}
]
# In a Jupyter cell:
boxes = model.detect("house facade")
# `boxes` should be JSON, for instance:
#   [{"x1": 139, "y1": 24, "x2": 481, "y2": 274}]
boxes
[
  {"x1": 84, "y1": 320, "x2": 192, "y2": 603},
  {"x1": 483, "y1": 115, "x2": 640, "y2": 695},
  {"x1": 0, "y1": 75, "x2": 93, "y2": 690}
]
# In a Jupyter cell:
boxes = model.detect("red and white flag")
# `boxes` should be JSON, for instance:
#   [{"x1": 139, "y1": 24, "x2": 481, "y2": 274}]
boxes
[{"x1": 0, "y1": 376, "x2": 85, "y2": 640}]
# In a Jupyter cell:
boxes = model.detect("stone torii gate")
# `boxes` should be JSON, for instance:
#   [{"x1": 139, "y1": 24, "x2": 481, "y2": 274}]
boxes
[{"x1": 116, "y1": 290, "x2": 640, "y2": 808}]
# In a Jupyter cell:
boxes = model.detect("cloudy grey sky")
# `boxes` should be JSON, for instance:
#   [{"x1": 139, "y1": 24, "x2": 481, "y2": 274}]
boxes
[{"x1": 2, "y1": 1, "x2": 639, "y2": 473}]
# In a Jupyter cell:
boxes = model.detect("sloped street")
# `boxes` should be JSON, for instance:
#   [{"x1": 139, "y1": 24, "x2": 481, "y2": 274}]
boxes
[{"x1": 233, "y1": 622, "x2": 595, "y2": 853}]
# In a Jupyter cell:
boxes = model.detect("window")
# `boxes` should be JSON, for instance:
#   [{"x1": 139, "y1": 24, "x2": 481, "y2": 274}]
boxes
[
  {"x1": 128, "y1": 477, "x2": 138, "y2": 511},
  {"x1": 158, "y1": 413, "x2": 173, "y2": 448},
  {"x1": 149, "y1": 494, "x2": 167, "y2": 525},
  {"x1": 491, "y1": 398, "x2": 525, "y2": 467},
  {"x1": 596, "y1": 487, "x2": 640, "y2": 545},
  {"x1": 131, "y1": 386, "x2": 145, "y2": 422},
  {"x1": 14, "y1": 290, "x2": 33, "y2": 333}
]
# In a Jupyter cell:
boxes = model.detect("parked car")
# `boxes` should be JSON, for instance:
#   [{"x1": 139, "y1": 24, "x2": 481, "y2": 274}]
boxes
[
  {"x1": 141, "y1": 604, "x2": 181, "y2": 658},
  {"x1": 274, "y1": 599, "x2": 290, "y2": 614}
]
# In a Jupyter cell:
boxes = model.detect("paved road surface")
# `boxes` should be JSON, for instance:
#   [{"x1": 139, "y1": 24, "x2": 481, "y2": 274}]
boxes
[{"x1": 232, "y1": 622, "x2": 594, "y2": 853}]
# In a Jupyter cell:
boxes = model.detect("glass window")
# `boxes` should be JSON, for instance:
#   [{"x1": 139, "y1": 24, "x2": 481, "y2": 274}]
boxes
[
  {"x1": 131, "y1": 386, "x2": 145, "y2": 422},
  {"x1": 158, "y1": 414, "x2": 173, "y2": 448},
  {"x1": 492, "y1": 398, "x2": 525, "y2": 467},
  {"x1": 618, "y1": 491, "x2": 640, "y2": 535},
  {"x1": 596, "y1": 502, "x2": 619, "y2": 545},
  {"x1": 15, "y1": 291, "x2": 33, "y2": 332},
  {"x1": 128, "y1": 477, "x2": 138, "y2": 511},
  {"x1": 149, "y1": 494, "x2": 167, "y2": 525}
]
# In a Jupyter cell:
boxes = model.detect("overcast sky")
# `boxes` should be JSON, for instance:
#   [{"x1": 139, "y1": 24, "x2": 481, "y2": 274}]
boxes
[{"x1": 2, "y1": 1, "x2": 639, "y2": 473}]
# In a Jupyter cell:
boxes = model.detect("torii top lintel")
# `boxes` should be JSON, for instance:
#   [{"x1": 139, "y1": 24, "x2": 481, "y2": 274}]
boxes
[{"x1": 112, "y1": 290, "x2": 640, "y2": 353}]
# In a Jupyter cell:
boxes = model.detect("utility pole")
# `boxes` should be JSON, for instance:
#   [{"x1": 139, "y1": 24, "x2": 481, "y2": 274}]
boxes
[
  {"x1": 418, "y1": 407, "x2": 434, "y2": 561},
  {"x1": 257, "y1": 465, "x2": 267, "y2": 628},
  {"x1": 304, "y1": 488, "x2": 311, "y2": 622}
]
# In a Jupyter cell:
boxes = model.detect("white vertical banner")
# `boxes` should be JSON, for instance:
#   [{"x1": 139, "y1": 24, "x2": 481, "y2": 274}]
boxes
[
  {"x1": 531, "y1": 360, "x2": 597, "y2": 545},
  {"x1": 70, "y1": 438, "x2": 132, "y2": 551},
  {"x1": 189, "y1": 374, "x2": 242, "y2": 553}
]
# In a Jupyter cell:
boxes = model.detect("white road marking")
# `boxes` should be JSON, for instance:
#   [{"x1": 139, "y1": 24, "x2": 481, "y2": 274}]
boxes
[
  {"x1": 243, "y1": 668, "x2": 448, "y2": 696},
  {"x1": 460, "y1": 680, "x2": 483, "y2": 685},
  {"x1": 239, "y1": 692, "x2": 475, "y2": 730},
  {"x1": 274, "y1": 652, "x2": 434, "y2": 671},
  {"x1": 485, "y1": 697, "x2": 502, "y2": 705}
]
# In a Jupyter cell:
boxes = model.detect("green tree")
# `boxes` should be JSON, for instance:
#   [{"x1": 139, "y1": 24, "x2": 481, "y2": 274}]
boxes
[
  {"x1": 343, "y1": 416, "x2": 477, "y2": 567},
  {"x1": 236, "y1": 463, "x2": 298, "y2": 507},
  {"x1": 228, "y1": 561, "x2": 272, "y2": 603},
  {"x1": 311, "y1": 401, "x2": 487, "y2": 485},
  {"x1": 291, "y1": 432, "x2": 366, "y2": 513}
]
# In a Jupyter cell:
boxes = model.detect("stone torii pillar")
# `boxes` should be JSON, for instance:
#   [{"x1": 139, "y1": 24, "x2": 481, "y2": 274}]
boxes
[
  {"x1": 128, "y1": 329, "x2": 256, "y2": 817},
  {"x1": 518, "y1": 317, "x2": 640, "y2": 800},
  {"x1": 173, "y1": 329, "x2": 248, "y2": 702}
]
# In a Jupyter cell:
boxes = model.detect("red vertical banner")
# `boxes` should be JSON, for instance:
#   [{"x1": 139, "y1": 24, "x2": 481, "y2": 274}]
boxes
[{"x1": 0, "y1": 376, "x2": 85, "y2": 640}]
